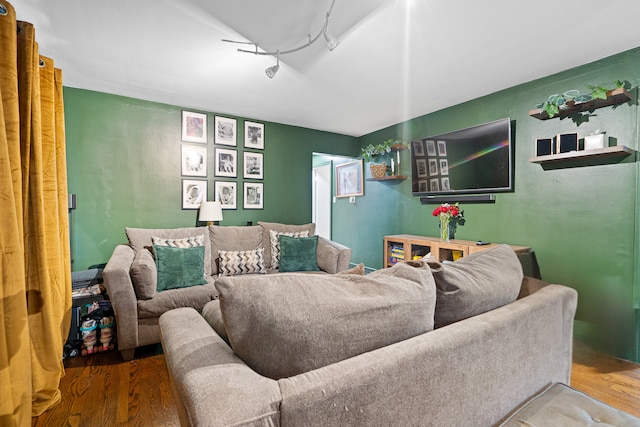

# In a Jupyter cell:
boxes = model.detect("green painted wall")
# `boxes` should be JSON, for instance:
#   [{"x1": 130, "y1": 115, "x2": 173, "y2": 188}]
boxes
[
  {"x1": 335, "y1": 47, "x2": 640, "y2": 362},
  {"x1": 64, "y1": 88, "x2": 357, "y2": 271}
]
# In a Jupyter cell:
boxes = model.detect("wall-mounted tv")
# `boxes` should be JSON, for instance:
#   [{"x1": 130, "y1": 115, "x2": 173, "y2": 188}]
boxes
[{"x1": 410, "y1": 118, "x2": 513, "y2": 196}]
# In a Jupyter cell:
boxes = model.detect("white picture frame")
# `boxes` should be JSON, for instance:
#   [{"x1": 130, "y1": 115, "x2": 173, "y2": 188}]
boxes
[
  {"x1": 437, "y1": 140, "x2": 447, "y2": 156},
  {"x1": 181, "y1": 144, "x2": 207, "y2": 177},
  {"x1": 430, "y1": 178, "x2": 440, "y2": 192},
  {"x1": 416, "y1": 159, "x2": 427, "y2": 178},
  {"x1": 182, "y1": 179, "x2": 207, "y2": 210},
  {"x1": 243, "y1": 182, "x2": 263, "y2": 209},
  {"x1": 214, "y1": 181, "x2": 237, "y2": 210},
  {"x1": 412, "y1": 140, "x2": 425, "y2": 156},
  {"x1": 440, "y1": 159, "x2": 449, "y2": 176},
  {"x1": 426, "y1": 140, "x2": 436, "y2": 156},
  {"x1": 441, "y1": 177, "x2": 450, "y2": 191},
  {"x1": 215, "y1": 148, "x2": 237, "y2": 177},
  {"x1": 428, "y1": 159, "x2": 438, "y2": 176},
  {"x1": 244, "y1": 121, "x2": 264, "y2": 150},
  {"x1": 243, "y1": 152, "x2": 263, "y2": 180},
  {"x1": 181, "y1": 110, "x2": 207, "y2": 143},
  {"x1": 214, "y1": 116, "x2": 237, "y2": 146}
]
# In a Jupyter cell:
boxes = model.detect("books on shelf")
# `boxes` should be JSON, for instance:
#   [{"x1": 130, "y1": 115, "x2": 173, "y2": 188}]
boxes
[{"x1": 389, "y1": 244, "x2": 404, "y2": 264}]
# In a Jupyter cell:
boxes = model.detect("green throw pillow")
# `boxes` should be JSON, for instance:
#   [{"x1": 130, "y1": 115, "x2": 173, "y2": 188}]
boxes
[
  {"x1": 153, "y1": 244, "x2": 207, "y2": 291},
  {"x1": 278, "y1": 235, "x2": 320, "y2": 272}
]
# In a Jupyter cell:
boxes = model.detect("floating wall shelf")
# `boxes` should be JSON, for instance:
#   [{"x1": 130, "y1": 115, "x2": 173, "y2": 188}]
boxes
[
  {"x1": 529, "y1": 145, "x2": 633, "y2": 165},
  {"x1": 529, "y1": 88, "x2": 632, "y2": 120},
  {"x1": 367, "y1": 175, "x2": 407, "y2": 182}
]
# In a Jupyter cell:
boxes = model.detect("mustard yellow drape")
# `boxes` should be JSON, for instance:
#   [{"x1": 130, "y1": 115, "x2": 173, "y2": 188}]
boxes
[{"x1": 0, "y1": 1, "x2": 72, "y2": 424}]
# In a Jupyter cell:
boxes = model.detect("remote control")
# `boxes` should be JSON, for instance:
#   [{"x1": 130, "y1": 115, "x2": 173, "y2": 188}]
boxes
[{"x1": 476, "y1": 241, "x2": 490, "y2": 245}]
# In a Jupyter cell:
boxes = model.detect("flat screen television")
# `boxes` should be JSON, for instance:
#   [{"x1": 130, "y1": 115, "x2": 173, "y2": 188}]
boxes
[{"x1": 410, "y1": 118, "x2": 513, "y2": 196}]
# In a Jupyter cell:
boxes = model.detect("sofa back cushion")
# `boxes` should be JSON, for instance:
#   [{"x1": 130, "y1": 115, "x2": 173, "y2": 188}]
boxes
[
  {"x1": 209, "y1": 225, "x2": 263, "y2": 275},
  {"x1": 215, "y1": 261, "x2": 436, "y2": 379},
  {"x1": 129, "y1": 248, "x2": 157, "y2": 300},
  {"x1": 427, "y1": 244, "x2": 523, "y2": 328},
  {"x1": 125, "y1": 227, "x2": 212, "y2": 276},
  {"x1": 257, "y1": 222, "x2": 315, "y2": 269}
]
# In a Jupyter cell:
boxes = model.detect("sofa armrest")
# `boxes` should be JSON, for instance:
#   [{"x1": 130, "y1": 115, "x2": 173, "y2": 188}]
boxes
[
  {"x1": 160, "y1": 308, "x2": 281, "y2": 427},
  {"x1": 102, "y1": 244, "x2": 138, "y2": 353},
  {"x1": 317, "y1": 237, "x2": 352, "y2": 273}
]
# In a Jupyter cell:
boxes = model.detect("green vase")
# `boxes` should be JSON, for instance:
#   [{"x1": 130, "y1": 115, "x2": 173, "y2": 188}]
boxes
[{"x1": 440, "y1": 217, "x2": 451, "y2": 242}]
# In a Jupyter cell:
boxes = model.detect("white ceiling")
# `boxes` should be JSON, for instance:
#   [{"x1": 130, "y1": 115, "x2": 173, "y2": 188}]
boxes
[{"x1": 15, "y1": 0, "x2": 640, "y2": 137}]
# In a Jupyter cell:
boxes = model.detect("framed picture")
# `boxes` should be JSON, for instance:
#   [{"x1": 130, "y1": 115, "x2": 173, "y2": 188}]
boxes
[
  {"x1": 244, "y1": 121, "x2": 264, "y2": 149},
  {"x1": 335, "y1": 159, "x2": 364, "y2": 198},
  {"x1": 440, "y1": 159, "x2": 449, "y2": 175},
  {"x1": 181, "y1": 110, "x2": 207, "y2": 143},
  {"x1": 214, "y1": 116, "x2": 237, "y2": 146},
  {"x1": 416, "y1": 159, "x2": 427, "y2": 178},
  {"x1": 437, "y1": 140, "x2": 447, "y2": 156},
  {"x1": 214, "y1": 181, "x2": 237, "y2": 210},
  {"x1": 430, "y1": 178, "x2": 440, "y2": 192},
  {"x1": 428, "y1": 159, "x2": 438, "y2": 176},
  {"x1": 412, "y1": 140, "x2": 425, "y2": 156},
  {"x1": 182, "y1": 179, "x2": 207, "y2": 210},
  {"x1": 243, "y1": 151, "x2": 263, "y2": 179},
  {"x1": 426, "y1": 140, "x2": 436, "y2": 156},
  {"x1": 418, "y1": 180, "x2": 428, "y2": 192},
  {"x1": 215, "y1": 148, "x2": 237, "y2": 177},
  {"x1": 441, "y1": 177, "x2": 450, "y2": 191},
  {"x1": 181, "y1": 144, "x2": 207, "y2": 177},
  {"x1": 243, "y1": 182, "x2": 263, "y2": 209}
]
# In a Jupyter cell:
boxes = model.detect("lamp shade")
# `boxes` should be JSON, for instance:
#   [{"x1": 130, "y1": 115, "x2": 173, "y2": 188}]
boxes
[{"x1": 198, "y1": 201, "x2": 223, "y2": 223}]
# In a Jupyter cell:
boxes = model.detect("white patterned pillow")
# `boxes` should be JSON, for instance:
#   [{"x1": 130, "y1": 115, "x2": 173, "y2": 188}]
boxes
[
  {"x1": 269, "y1": 230, "x2": 309, "y2": 269},
  {"x1": 152, "y1": 234, "x2": 205, "y2": 248},
  {"x1": 218, "y1": 248, "x2": 266, "y2": 276}
]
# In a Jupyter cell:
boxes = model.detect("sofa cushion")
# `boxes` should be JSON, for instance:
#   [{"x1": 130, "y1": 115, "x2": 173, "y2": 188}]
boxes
[
  {"x1": 151, "y1": 234, "x2": 205, "y2": 249},
  {"x1": 339, "y1": 263, "x2": 365, "y2": 275},
  {"x1": 153, "y1": 245, "x2": 207, "y2": 292},
  {"x1": 125, "y1": 227, "x2": 212, "y2": 276},
  {"x1": 258, "y1": 222, "x2": 315, "y2": 269},
  {"x1": 218, "y1": 248, "x2": 266, "y2": 276},
  {"x1": 130, "y1": 248, "x2": 157, "y2": 300},
  {"x1": 201, "y1": 299, "x2": 228, "y2": 341},
  {"x1": 209, "y1": 225, "x2": 263, "y2": 275},
  {"x1": 215, "y1": 261, "x2": 436, "y2": 379},
  {"x1": 269, "y1": 230, "x2": 310, "y2": 269},
  {"x1": 137, "y1": 277, "x2": 217, "y2": 319},
  {"x1": 427, "y1": 244, "x2": 523, "y2": 328},
  {"x1": 278, "y1": 235, "x2": 320, "y2": 273}
]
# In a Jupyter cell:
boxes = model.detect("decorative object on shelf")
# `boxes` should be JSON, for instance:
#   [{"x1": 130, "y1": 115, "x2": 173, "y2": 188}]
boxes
[
  {"x1": 361, "y1": 138, "x2": 405, "y2": 177},
  {"x1": 531, "y1": 80, "x2": 630, "y2": 120},
  {"x1": 336, "y1": 159, "x2": 364, "y2": 197},
  {"x1": 584, "y1": 130, "x2": 606, "y2": 150},
  {"x1": 432, "y1": 203, "x2": 464, "y2": 242},
  {"x1": 556, "y1": 133, "x2": 578, "y2": 153}
]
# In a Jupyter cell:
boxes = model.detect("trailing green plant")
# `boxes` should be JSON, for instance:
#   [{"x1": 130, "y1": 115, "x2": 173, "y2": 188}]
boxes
[
  {"x1": 361, "y1": 138, "x2": 402, "y2": 163},
  {"x1": 587, "y1": 79, "x2": 624, "y2": 100},
  {"x1": 538, "y1": 80, "x2": 627, "y2": 118}
]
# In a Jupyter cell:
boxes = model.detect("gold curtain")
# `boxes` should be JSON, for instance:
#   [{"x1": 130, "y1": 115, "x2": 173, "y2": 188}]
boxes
[{"x1": 0, "y1": 1, "x2": 72, "y2": 424}]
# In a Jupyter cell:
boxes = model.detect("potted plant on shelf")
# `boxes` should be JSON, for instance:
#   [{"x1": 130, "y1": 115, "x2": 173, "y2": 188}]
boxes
[{"x1": 361, "y1": 139, "x2": 403, "y2": 178}]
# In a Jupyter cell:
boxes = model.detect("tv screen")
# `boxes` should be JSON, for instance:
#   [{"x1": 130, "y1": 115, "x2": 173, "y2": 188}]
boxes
[{"x1": 410, "y1": 118, "x2": 513, "y2": 196}]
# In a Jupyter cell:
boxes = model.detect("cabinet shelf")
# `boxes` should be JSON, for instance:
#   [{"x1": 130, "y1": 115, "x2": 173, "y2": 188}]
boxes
[
  {"x1": 529, "y1": 145, "x2": 633, "y2": 165},
  {"x1": 528, "y1": 88, "x2": 632, "y2": 120}
]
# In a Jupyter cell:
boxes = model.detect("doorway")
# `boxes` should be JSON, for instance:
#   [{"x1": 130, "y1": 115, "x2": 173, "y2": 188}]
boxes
[{"x1": 312, "y1": 162, "x2": 332, "y2": 240}]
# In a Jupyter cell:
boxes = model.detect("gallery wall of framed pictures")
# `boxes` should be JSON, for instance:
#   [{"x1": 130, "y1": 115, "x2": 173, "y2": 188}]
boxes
[
  {"x1": 180, "y1": 110, "x2": 265, "y2": 212},
  {"x1": 412, "y1": 139, "x2": 450, "y2": 193}
]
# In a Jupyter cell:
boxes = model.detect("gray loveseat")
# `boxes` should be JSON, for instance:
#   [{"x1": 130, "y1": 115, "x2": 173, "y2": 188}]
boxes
[
  {"x1": 103, "y1": 222, "x2": 351, "y2": 360},
  {"x1": 159, "y1": 245, "x2": 578, "y2": 426}
]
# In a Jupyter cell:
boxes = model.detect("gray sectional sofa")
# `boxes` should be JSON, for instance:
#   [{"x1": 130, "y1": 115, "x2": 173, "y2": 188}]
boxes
[
  {"x1": 159, "y1": 245, "x2": 578, "y2": 426},
  {"x1": 102, "y1": 222, "x2": 351, "y2": 360}
]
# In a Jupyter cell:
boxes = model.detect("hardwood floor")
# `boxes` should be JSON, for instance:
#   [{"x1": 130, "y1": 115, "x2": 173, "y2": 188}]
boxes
[{"x1": 32, "y1": 340, "x2": 640, "y2": 426}]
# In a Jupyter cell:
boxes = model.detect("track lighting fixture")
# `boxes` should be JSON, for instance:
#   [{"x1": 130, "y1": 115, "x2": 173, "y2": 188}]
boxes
[
  {"x1": 265, "y1": 51, "x2": 280, "y2": 79},
  {"x1": 223, "y1": 0, "x2": 339, "y2": 78}
]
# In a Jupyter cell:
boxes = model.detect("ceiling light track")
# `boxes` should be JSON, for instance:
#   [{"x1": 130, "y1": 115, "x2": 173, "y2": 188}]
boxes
[{"x1": 222, "y1": 0, "x2": 339, "y2": 78}]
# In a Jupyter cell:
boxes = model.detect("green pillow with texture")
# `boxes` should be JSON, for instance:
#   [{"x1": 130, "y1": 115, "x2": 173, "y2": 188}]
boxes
[
  {"x1": 153, "y1": 244, "x2": 207, "y2": 291},
  {"x1": 278, "y1": 235, "x2": 320, "y2": 272}
]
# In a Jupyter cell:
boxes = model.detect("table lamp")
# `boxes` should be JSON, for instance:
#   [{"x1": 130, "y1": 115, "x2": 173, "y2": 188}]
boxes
[{"x1": 198, "y1": 201, "x2": 223, "y2": 226}]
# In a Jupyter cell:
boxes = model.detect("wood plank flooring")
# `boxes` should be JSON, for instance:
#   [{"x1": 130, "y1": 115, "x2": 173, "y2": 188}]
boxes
[{"x1": 32, "y1": 340, "x2": 640, "y2": 426}]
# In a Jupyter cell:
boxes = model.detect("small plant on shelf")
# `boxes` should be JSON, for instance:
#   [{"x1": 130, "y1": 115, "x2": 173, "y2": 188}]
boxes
[
  {"x1": 360, "y1": 139, "x2": 401, "y2": 162},
  {"x1": 537, "y1": 80, "x2": 627, "y2": 118}
]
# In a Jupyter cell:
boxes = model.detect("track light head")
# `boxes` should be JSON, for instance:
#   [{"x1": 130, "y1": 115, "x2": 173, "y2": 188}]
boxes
[
  {"x1": 265, "y1": 51, "x2": 280, "y2": 79},
  {"x1": 323, "y1": 29, "x2": 339, "y2": 51}
]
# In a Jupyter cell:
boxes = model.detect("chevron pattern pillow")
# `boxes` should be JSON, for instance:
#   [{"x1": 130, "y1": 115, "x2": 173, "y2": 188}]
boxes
[
  {"x1": 218, "y1": 248, "x2": 266, "y2": 276},
  {"x1": 269, "y1": 230, "x2": 309, "y2": 269},
  {"x1": 152, "y1": 234, "x2": 205, "y2": 248}
]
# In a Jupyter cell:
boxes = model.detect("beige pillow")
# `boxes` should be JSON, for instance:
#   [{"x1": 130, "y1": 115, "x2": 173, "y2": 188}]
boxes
[
  {"x1": 338, "y1": 263, "x2": 365, "y2": 276},
  {"x1": 215, "y1": 261, "x2": 436, "y2": 380},
  {"x1": 257, "y1": 222, "x2": 315, "y2": 269},
  {"x1": 129, "y1": 248, "x2": 157, "y2": 300},
  {"x1": 208, "y1": 225, "x2": 263, "y2": 275},
  {"x1": 427, "y1": 244, "x2": 523, "y2": 328},
  {"x1": 218, "y1": 248, "x2": 266, "y2": 276},
  {"x1": 125, "y1": 227, "x2": 212, "y2": 276}
]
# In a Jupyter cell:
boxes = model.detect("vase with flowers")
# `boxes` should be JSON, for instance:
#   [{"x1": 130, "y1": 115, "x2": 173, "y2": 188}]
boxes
[{"x1": 432, "y1": 203, "x2": 464, "y2": 241}]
